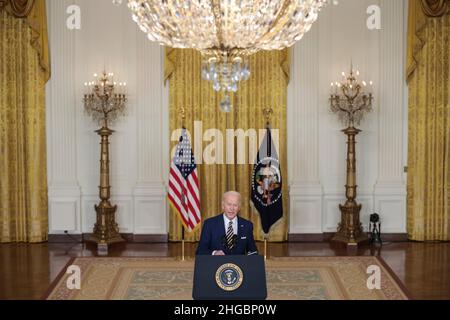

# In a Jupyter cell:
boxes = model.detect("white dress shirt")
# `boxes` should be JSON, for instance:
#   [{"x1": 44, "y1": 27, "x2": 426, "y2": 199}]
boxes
[
  {"x1": 223, "y1": 214, "x2": 238, "y2": 235},
  {"x1": 212, "y1": 214, "x2": 238, "y2": 255}
]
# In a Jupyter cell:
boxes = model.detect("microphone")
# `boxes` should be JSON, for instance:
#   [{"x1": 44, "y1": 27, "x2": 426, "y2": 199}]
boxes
[
  {"x1": 221, "y1": 235, "x2": 227, "y2": 248},
  {"x1": 231, "y1": 234, "x2": 237, "y2": 249},
  {"x1": 221, "y1": 234, "x2": 237, "y2": 251}
]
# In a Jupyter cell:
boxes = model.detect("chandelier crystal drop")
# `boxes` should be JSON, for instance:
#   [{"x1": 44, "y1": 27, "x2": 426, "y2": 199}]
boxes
[
  {"x1": 128, "y1": 0, "x2": 328, "y2": 111},
  {"x1": 202, "y1": 56, "x2": 250, "y2": 93}
]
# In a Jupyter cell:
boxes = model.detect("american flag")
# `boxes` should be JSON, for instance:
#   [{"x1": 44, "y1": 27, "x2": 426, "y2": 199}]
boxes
[{"x1": 168, "y1": 128, "x2": 201, "y2": 232}]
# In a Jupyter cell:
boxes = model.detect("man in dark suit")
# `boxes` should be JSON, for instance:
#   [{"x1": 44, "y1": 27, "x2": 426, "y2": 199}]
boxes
[{"x1": 196, "y1": 191, "x2": 258, "y2": 256}]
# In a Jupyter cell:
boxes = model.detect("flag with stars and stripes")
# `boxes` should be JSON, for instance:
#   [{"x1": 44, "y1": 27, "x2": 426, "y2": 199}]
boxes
[{"x1": 168, "y1": 128, "x2": 201, "y2": 232}]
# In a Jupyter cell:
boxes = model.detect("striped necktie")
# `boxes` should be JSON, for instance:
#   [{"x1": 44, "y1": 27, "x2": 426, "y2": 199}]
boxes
[{"x1": 226, "y1": 220, "x2": 234, "y2": 249}]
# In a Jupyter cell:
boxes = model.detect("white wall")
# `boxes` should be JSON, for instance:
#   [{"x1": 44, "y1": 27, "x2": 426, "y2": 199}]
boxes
[
  {"x1": 46, "y1": 0, "x2": 168, "y2": 235},
  {"x1": 46, "y1": 0, "x2": 407, "y2": 236},
  {"x1": 288, "y1": 0, "x2": 408, "y2": 235}
]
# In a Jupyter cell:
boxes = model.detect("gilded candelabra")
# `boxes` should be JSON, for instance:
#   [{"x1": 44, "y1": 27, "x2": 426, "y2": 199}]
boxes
[
  {"x1": 330, "y1": 64, "x2": 373, "y2": 245},
  {"x1": 83, "y1": 71, "x2": 127, "y2": 251}
]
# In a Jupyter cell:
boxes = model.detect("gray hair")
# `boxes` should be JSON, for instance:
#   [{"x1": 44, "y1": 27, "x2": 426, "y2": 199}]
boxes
[{"x1": 222, "y1": 191, "x2": 242, "y2": 203}]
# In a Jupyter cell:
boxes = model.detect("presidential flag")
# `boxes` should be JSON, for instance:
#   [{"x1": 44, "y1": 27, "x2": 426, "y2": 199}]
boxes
[
  {"x1": 251, "y1": 127, "x2": 283, "y2": 234},
  {"x1": 168, "y1": 128, "x2": 201, "y2": 232}
]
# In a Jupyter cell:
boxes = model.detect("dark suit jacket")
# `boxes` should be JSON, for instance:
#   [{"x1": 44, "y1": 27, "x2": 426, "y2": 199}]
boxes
[{"x1": 196, "y1": 214, "x2": 258, "y2": 255}]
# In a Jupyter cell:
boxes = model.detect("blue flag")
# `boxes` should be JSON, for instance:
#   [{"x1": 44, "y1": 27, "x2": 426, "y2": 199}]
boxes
[{"x1": 251, "y1": 127, "x2": 283, "y2": 234}]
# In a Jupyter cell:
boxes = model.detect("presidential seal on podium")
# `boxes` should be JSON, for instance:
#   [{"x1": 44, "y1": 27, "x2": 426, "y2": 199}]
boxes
[{"x1": 215, "y1": 263, "x2": 244, "y2": 291}]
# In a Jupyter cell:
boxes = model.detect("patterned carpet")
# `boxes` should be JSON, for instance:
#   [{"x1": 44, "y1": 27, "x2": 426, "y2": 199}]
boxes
[{"x1": 45, "y1": 256, "x2": 409, "y2": 300}]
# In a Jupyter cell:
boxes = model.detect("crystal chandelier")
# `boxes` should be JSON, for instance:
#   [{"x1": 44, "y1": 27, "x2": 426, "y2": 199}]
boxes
[{"x1": 128, "y1": 0, "x2": 327, "y2": 111}]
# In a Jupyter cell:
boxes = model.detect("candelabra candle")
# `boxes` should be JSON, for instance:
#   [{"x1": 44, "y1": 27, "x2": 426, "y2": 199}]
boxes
[{"x1": 330, "y1": 66, "x2": 373, "y2": 127}]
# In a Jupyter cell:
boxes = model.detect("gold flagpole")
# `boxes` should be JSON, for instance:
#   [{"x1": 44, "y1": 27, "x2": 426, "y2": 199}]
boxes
[
  {"x1": 180, "y1": 106, "x2": 186, "y2": 262},
  {"x1": 264, "y1": 237, "x2": 267, "y2": 261},
  {"x1": 261, "y1": 106, "x2": 274, "y2": 262},
  {"x1": 181, "y1": 227, "x2": 185, "y2": 262},
  {"x1": 263, "y1": 106, "x2": 274, "y2": 262}
]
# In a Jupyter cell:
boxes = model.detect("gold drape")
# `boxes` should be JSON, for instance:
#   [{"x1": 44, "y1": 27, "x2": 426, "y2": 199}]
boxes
[
  {"x1": 421, "y1": 0, "x2": 449, "y2": 17},
  {"x1": 2, "y1": 0, "x2": 50, "y2": 81},
  {"x1": 3, "y1": 0, "x2": 35, "y2": 17},
  {"x1": 0, "y1": 0, "x2": 49, "y2": 243},
  {"x1": 407, "y1": 0, "x2": 450, "y2": 241},
  {"x1": 166, "y1": 48, "x2": 289, "y2": 242}
]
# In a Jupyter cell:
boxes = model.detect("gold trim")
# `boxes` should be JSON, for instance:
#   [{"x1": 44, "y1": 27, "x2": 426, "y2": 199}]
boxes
[{"x1": 215, "y1": 263, "x2": 244, "y2": 291}]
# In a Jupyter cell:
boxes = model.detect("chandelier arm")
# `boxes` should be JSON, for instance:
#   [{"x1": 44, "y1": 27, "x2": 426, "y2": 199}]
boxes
[
  {"x1": 343, "y1": 87, "x2": 358, "y2": 101},
  {"x1": 354, "y1": 104, "x2": 365, "y2": 114},
  {"x1": 95, "y1": 90, "x2": 103, "y2": 100},
  {"x1": 257, "y1": 0, "x2": 294, "y2": 45},
  {"x1": 353, "y1": 95, "x2": 372, "y2": 114},
  {"x1": 346, "y1": 85, "x2": 361, "y2": 101},
  {"x1": 353, "y1": 85, "x2": 362, "y2": 100},
  {"x1": 101, "y1": 100, "x2": 110, "y2": 115},
  {"x1": 104, "y1": 108, "x2": 112, "y2": 116},
  {"x1": 333, "y1": 97, "x2": 351, "y2": 116},
  {"x1": 93, "y1": 106, "x2": 103, "y2": 114},
  {"x1": 211, "y1": 0, "x2": 224, "y2": 50}
]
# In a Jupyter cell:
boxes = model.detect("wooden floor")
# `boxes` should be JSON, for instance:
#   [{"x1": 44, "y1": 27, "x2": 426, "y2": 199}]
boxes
[{"x1": 1, "y1": 241, "x2": 449, "y2": 300}]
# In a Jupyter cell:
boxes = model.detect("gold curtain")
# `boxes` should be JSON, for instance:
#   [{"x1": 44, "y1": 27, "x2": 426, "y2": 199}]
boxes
[
  {"x1": 407, "y1": 0, "x2": 450, "y2": 241},
  {"x1": 421, "y1": 0, "x2": 449, "y2": 17},
  {"x1": 1, "y1": 0, "x2": 49, "y2": 80},
  {"x1": 166, "y1": 48, "x2": 289, "y2": 242},
  {"x1": 0, "y1": 0, "x2": 50, "y2": 243}
]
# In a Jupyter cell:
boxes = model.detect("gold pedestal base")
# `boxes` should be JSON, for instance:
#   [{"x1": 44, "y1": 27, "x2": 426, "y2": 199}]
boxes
[
  {"x1": 332, "y1": 200, "x2": 368, "y2": 245},
  {"x1": 85, "y1": 200, "x2": 125, "y2": 252}
]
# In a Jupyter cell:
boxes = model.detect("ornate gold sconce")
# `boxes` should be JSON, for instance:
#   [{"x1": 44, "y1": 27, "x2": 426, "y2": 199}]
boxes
[
  {"x1": 83, "y1": 71, "x2": 127, "y2": 252},
  {"x1": 330, "y1": 64, "x2": 374, "y2": 245}
]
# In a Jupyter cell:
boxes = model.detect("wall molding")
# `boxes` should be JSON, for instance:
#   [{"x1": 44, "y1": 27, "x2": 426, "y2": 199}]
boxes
[
  {"x1": 46, "y1": 0, "x2": 82, "y2": 235},
  {"x1": 287, "y1": 0, "x2": 408, "y2": 236},
  {"x1": 133, "y1": 183, "x2": 167, "y2": 235},
  {"x1": 47, "y1": 1, "x2": 168, "y2": 237}
]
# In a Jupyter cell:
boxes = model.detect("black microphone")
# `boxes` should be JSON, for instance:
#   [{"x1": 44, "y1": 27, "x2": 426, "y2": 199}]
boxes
[
  {"x1": 221, "y1": 234, "x2": 237, "y2": 251},
  {"x1": 221, "y1": 235, "x2": 227, "y2": 248},
  {"x1": 231, "y1": 234, "x2": 237, "y2": 248}
]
